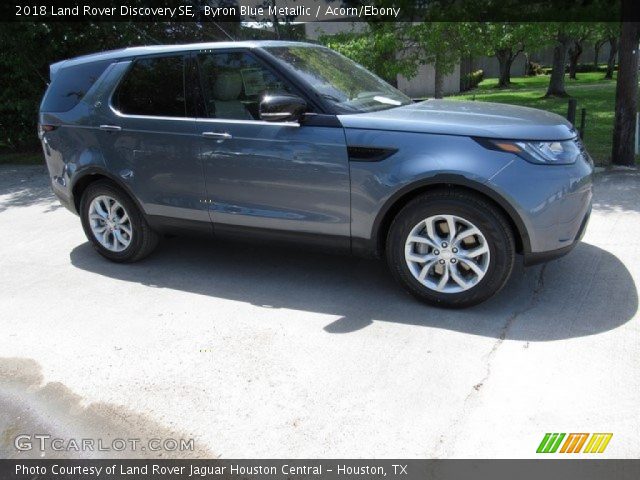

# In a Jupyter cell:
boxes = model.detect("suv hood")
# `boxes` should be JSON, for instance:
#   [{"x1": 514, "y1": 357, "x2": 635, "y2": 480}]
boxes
[{"x1": 338, "y1": 99, "x2": 576, "y2": 141}]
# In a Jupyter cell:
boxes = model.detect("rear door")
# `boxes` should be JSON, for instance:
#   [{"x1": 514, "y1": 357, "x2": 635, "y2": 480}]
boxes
[
  {"x1": 95, "y1": 54, "x2": 209, "y2": 226},
  {"x1": 193, "y1": 49, "x2": 350, "y2": 244}
]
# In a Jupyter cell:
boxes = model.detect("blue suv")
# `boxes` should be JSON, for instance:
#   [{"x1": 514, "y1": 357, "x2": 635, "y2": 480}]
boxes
[{"x1": 38, "y1": 41, "x2": 593, "y2": 307}]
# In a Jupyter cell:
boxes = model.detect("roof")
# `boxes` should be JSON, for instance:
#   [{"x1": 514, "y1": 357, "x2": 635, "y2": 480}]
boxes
[{"x1": 51, "y1": 40, "x2": 317, "y2": 71}]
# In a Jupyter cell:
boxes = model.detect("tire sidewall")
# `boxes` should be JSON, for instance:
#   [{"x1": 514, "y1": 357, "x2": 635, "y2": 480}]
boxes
[{"x1": 387, "y1": 194, "x2": 514, "y2": 307}]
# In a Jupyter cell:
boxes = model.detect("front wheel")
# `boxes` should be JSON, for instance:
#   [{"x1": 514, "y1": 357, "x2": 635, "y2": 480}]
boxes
[
  {"x1": 80, "y1": 180, "x2": 158, "y2": 263},
  {"x1": 386, "y1": 189, "x2": 515, "y2": 308}
]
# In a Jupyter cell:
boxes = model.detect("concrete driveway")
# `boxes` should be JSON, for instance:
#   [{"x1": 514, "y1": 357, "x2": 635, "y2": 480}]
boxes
[{"x1": 1, "y1": 165, "x2": 638, "y2": 459}]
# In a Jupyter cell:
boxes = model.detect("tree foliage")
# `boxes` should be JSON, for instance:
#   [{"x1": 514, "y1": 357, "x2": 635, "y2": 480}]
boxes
[
  {"x1": 322, "y1": 23, "x2": 487, "y2": 98},
  {"x1": 408, "y1": 22, "x2": 483, "y2": 98},
  {"x1": 0, "y1": 21, "x2": 260, "y2": 151},
  {"x1": 319, "y1": 24, "x2": 420, "y2": 86}
]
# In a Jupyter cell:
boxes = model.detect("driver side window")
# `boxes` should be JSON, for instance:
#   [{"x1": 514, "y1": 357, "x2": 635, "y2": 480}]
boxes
[{"x1": 196, "y1": 52, "x2": 293, "y2": 120}]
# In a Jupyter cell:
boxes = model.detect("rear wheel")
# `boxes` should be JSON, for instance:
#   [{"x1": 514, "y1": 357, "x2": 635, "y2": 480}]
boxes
[
  {"x1": 386, "y1": 189, "x2": 515, "y2": 308},
  {"x1": 80, "y1": 180, "x2": 158, "y2": 262}
]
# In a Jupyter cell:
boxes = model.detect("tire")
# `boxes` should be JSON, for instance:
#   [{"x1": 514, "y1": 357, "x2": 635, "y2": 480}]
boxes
[
  {"x1": 79, "y1": 180, "x2": 159, "y2": 263},
  {"x1": 386, "y1": 188, "x2": 515, "y2": 308}
]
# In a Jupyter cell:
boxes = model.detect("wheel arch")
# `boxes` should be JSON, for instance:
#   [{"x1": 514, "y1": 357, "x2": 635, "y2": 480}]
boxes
[
  {"x1": 71, "y1": 167, "x2": 144, "y2": 215},
  {"x1": 372, "y1": 175, "x2": 530, "y2": 257}
]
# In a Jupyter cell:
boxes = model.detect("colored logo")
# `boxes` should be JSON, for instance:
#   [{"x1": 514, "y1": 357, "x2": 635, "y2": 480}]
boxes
[{"x1": 536, "y1": 433, "x2": 612, "y2": 454}]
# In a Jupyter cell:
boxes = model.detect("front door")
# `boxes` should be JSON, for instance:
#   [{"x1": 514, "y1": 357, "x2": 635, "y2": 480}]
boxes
[{"x1": 193, "y1": 50, "x2": 350, "y2": 245}]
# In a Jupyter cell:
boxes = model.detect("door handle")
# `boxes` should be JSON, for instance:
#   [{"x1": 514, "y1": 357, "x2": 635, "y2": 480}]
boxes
[
  {"x1": 99, "y1": 125, "x2": 122, "y2": 132},
  {"x1": 202, "y1": 131, "x2": 232, "y2": 140}
]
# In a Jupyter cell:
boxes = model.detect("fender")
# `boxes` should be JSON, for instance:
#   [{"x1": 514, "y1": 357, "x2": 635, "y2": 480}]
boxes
[
  {"x1": 368, "y1": 174, "x2": 532, "y2": 257},
  {"x1": 69, "y1": 165, "x2": 147, "y2": 216}
]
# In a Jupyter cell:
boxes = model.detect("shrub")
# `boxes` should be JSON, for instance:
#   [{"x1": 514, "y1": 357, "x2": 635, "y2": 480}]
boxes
[
  {"x1": 574, "y1": 64, "x2": 609, "y2": 73},
  {"x1": 461, "y1": 69, "x2": 484, "y2": 92},
  {"x1": 526, "y1": 62, "x2": 545, "y2": 76}
]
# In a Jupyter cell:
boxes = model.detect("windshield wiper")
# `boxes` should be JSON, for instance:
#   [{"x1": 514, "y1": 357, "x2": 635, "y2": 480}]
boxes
[
  {"x1": 316, "y1": 92, "x2": 343, "y2": 103},
  {"x1": 316, "y1": 92, "x2": 361, "y2": 112}
]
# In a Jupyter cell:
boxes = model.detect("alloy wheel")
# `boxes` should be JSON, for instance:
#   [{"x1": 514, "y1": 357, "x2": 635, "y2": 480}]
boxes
[
  {"x1": 88, "y1": 195, "x2": 133, "y2": 252},
  {"x1": 404, "y1": 214, "x2": 490, "y2": 293}
]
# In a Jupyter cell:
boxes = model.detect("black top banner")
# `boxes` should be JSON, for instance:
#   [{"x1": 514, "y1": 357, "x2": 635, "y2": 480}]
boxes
[{"x1": 0, "y1": 0, "x2": 632, "y2": 23}]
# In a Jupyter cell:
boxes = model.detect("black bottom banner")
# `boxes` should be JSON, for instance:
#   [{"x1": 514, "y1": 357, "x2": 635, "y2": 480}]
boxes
[{"x1": 2, "y1": 459, "x2": 640, "y2": 480}]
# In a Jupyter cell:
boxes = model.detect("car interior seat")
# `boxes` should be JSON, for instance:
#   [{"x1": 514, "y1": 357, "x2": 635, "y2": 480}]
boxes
[{"x1": 210, "y1": 71, "x2": 253, "y2": 120}]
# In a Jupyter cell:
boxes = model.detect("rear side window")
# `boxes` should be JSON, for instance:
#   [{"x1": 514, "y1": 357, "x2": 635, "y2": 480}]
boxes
[
  {"x1": 113, "y1": 55, "x2": 186, "y2": 117},
  {"x1": 42, "y1": 60, "x2": 111, "y2": 112}
]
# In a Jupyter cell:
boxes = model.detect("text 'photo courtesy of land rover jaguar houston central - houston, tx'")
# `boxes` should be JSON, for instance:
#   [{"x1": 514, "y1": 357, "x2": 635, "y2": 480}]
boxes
[{"x1": 38, "y1": 41, "x2": 593, "y2": 308}]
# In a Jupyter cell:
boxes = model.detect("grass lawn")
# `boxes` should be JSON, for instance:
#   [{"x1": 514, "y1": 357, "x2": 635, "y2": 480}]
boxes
[{"x1": 450, "y1": 72, "x2": 620, "y2": 165}]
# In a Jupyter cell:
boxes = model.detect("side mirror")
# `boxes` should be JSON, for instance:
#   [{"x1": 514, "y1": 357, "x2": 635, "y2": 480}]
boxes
[{"x1": 259, "y1": 94, "x2": 307, "y2": 123}]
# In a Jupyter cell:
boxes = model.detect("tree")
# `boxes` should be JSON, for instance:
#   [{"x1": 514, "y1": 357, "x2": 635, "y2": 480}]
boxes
[
  {"x1": 544, "y1": 24, "x2": 572, "y2": 97},
  {"x1": 611, "y1": 22, "x2": 640, "y2": 166},
  {"x1": 567, "y1": 24, "x2": 593, "y2": 80},
  {"x1": 319, "y1": 24, "x2": 420, "y2": 87},
  {"x1": 604, "y1": 23, "x2": 621, "y2": 79},
  {"x1": 322, "y1": 22, "x2": 481, "y2": 99},
  {"x1": 318, "y1": 21, "x2": 482, "y2": 101},
  {"x1": 410, "y1": 23, "x2": 481, "y2": 98},
  {"x1": 0, "y1": 22, "x2": 141, "y2": 150},
  {"x1": 0, "y1": 20, "x2": 237, "y2": 151},
  {"x1": 479, "y1": 23, "x2": 540, "y2": 88},
  {"x1": 594, "y1": 38, "x2": 607, "y2": 67},
  {"x1": 592, "y1": 23, "x2": 612, "y2": 67}
]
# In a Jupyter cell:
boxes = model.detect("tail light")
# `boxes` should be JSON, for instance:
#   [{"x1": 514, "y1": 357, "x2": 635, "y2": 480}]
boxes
[{"x1": 37, "y1": 124, "x2": 57, "y2": 139}]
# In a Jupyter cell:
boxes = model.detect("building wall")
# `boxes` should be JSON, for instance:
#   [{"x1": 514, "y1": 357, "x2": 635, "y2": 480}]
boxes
[
  {"x1": 397, "y1": 63, "x2": 461, "y2": 98},
  {"x1": 304, "y1": 21, "x2": 365, "y2": 40},
  {"x1": 474, "y1": 42, "x2": 613, "y2": 78}
]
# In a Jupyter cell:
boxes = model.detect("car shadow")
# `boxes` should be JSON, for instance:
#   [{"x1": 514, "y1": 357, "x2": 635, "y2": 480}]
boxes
[{"x1": 70, "y1": 237, "x2": 637, "y2": 342}]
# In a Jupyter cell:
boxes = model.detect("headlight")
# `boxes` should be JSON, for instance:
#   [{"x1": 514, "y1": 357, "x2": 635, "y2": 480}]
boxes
[{"x1": 476, "y1": 138, "x2": 580, "y2": 165}]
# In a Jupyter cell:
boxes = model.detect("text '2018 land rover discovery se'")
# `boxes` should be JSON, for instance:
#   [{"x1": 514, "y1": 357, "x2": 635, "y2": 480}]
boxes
[{"x1": 39, "y1": 41, "x2": 593, "y2": 308}]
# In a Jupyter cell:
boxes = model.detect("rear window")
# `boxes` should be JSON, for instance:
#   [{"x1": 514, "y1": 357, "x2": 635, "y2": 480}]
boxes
[
  {"x1": 112, "y1": 55, "x2": 186, "y2": 117},
  {"x1": 42, "y1": 60, "x2": 111, "y2": 112}
]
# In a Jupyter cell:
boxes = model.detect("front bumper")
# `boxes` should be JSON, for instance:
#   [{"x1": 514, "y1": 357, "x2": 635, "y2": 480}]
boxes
[
  {"x1": 487, "y1": 149, "x2": 593, "y2": 264},
  {"x1": 523, "y1": 202, "x2": 591, "y2": 265}
]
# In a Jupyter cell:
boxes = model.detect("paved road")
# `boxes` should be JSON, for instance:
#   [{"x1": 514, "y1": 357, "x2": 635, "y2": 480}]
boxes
[{"x1": 1, "y1": 165, "x2": 638, "y2": 459}]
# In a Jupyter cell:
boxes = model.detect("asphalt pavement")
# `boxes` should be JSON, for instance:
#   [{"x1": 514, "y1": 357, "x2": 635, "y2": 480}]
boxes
[{"x1": 1, "y1": 165, "x2": 638, "y2": 458}]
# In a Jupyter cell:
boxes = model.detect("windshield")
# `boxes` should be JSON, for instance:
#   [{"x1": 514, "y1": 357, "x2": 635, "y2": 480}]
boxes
[{"x1": 264, "y1": 45, "x2": 412, "y2": 114}]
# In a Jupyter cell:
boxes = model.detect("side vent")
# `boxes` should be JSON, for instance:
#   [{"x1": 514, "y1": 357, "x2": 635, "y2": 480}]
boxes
[{"x1": 347, "y1": 146, "x2": 398, "y2": 162}]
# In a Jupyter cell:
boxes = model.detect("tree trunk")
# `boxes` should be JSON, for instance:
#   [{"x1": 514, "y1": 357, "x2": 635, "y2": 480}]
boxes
[
  {"x1": 612, "y1": 22, "x2": 640, "y2": 166},
  {"x1": 568, "y1": 41, "x2": 583, "y2": 80},
  {"x1": 605, "y1": 35, "x2": 619, "y2": 79},
  {"x1": 434, "y1": 53, "x2": 444, "y2": 99},
  {"x1": 271, "y1": 0, "x2": 280, "y2": 39},
  {"x1": 495, "y1": 49, "x2": 513, "y2": 88},
  {"x1": 594, "y1": 40, "x2": 605, "y2": 67},
  {"x1": 545, "y1": 33, "x2": 570, "y2": 97}
]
